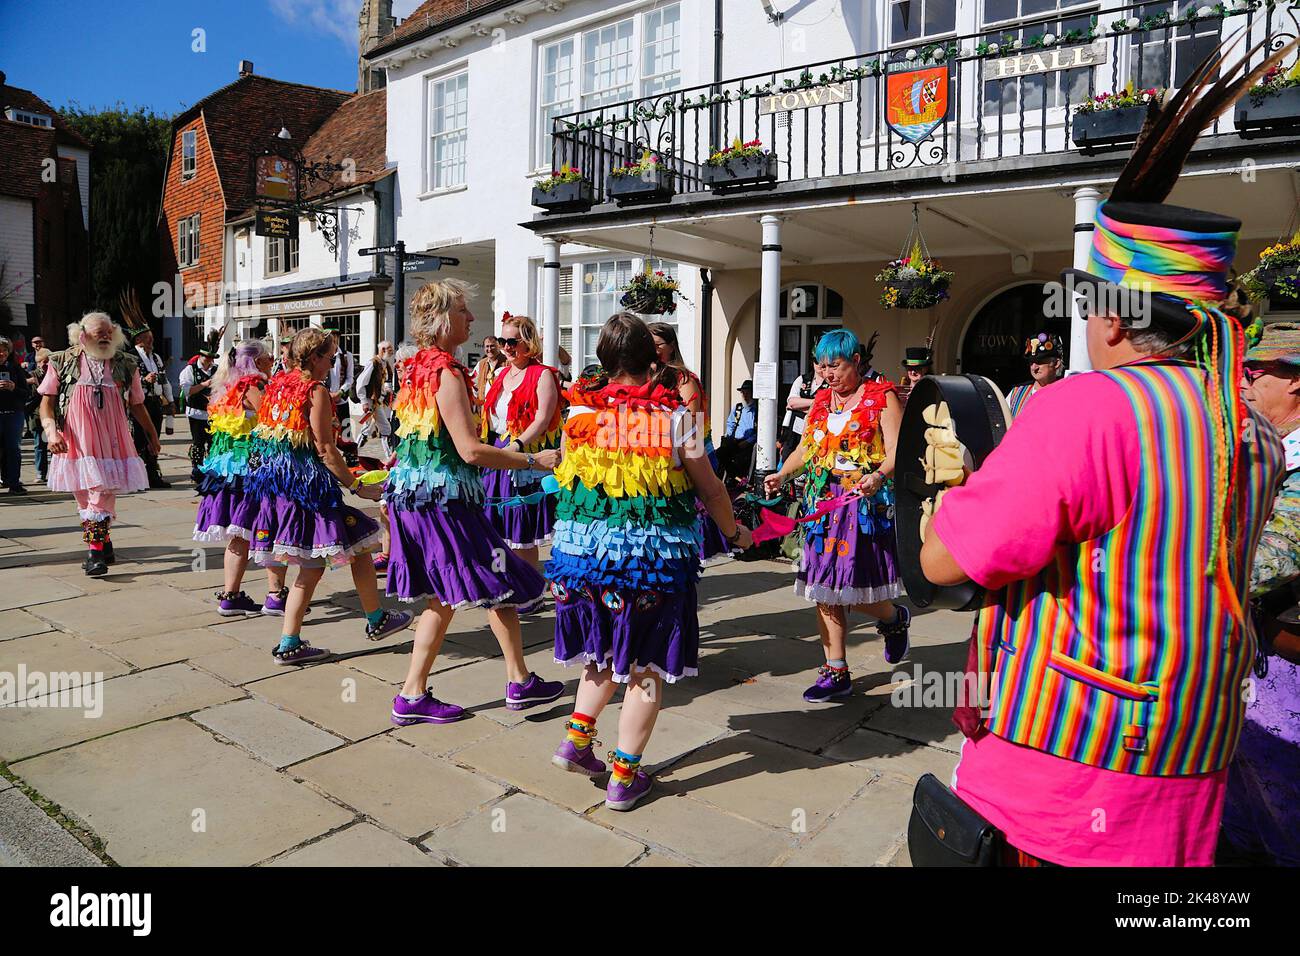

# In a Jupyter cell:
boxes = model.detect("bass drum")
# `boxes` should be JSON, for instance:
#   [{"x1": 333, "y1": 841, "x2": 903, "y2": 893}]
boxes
[{"x1": 895, "y1": 375, "x2": 1012, "y2": 611}]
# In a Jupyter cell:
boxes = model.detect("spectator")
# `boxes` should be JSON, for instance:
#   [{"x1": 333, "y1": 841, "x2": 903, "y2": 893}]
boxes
[
  {"x1": 27, "y1": 347, "x2": 50, "y2": 482},
  {"x1": 355, "y1": 340, "x2": 395, "y2": 457},
  {"x1": 324, "y1": 324, "x2": 356, "y2": 441},
  {"x1": 0, "y1": 335, "x2": 30, "y2": 494},
  {"x1": 718, "y1": 379, "x2": 757, "y2": 483},
  {"x1": 178, "y1": 346, "x2": 218, "y2": 483},
  {"x1": 473, "y1": 334, "x2": 505, "y2": 407}
]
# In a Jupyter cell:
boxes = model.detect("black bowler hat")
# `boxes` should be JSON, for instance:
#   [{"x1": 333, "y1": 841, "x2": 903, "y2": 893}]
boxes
[{"x1": 902, "y1": 347, "x2": 932, "y2": 368}]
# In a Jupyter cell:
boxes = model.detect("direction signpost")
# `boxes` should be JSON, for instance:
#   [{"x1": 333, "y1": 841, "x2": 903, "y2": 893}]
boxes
[{"x1": 357, "y1": 241, "x2": 460, "y2": 344}]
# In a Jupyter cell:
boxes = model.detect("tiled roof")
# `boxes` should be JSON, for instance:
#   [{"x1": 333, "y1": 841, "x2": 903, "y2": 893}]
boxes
[
  {"x1": 302, "y1": 89, "x2": 389, "y2": 199},
  {"x1": 0, "y1": 82, "x2": 91, "y2": 149},
  {"x1": 369, "y1": 0, "x2": 519, "y2": 56},
  {"x1": 0, "y1": 118, "x2": 57, "y2": 200}
]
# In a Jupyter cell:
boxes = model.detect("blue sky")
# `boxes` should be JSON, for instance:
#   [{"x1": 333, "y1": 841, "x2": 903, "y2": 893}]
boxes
[{"x1": 0, "y1": 0, "x2": 423, "y2": 116}]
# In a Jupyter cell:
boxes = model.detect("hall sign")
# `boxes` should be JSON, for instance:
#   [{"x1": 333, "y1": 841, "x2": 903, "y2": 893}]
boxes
[
  {"x1": 758, "y1": 81, "x2": 854, "y2": 115},
  {"x1": 982, "y1": 41, "x2": 1108, "y2": 82},
  {"x1": 255, "y1": 208, "x2": 298, "y2": 241}
]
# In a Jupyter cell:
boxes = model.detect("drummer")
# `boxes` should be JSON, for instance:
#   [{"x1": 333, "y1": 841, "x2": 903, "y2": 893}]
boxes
[
  {"x1": 1006, "y1": 332, "x2": 1064, "y2": 418},
  {"x1": 898, "y1": 346, "x2": 933, "y2": 406}
]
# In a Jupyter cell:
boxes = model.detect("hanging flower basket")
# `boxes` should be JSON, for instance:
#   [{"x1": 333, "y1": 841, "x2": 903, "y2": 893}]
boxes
[
  {"x1": 877, "y1": 207, "x2": 954, "y2": 310},
  {"x1": 608, "y1": 152, "x2": 675, "y2": 205},
  {"x1": 619, "y1": 269, "x2": 679, "y2": 315},
  {"x1": 1072, "y1": 87, "x2": 1162, "y2": 151},
  {"x1": 1241, "y1": 233, "x2": 1300, "y2": 305},
  {"x1": 532, "y1": 164, "x2": 594, "y2": 213},
  {"x1": 702, "y1": 138, "x2": 777, "y2": 191},
  {"x1": 1235, "y1": 63, "x2": 1300, "y2": 139}
]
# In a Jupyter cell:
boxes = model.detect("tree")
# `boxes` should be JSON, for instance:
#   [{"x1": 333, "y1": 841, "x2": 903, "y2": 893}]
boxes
[{"x1": 58, "y1": 104, "x2": 171, "y2": 321}]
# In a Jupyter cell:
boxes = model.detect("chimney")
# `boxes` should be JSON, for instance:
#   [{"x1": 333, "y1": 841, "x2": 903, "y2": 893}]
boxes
[{"x1": 239, "y1": 60, "x2": 254, "y2": 77}]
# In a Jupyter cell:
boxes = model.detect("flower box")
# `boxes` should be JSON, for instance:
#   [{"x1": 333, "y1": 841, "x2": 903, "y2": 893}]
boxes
[
  {"x1": 1235, "y1": 85, "x2": 1300, "y2": 139},
  {"x1": 607, "y1": 166, "x2": 675, "y2": 204},
  {"x1": 1072, "y1": 104, "x2": 1151, "y2": 151},
  {"x1": 620, "y1": 287, "x2": 678, "y2": 314},
  {"x1": 702, "y1": 152, "x2": 777, "y2": 191},
  {"x1": 1247, "y1": 263, "x2": 1300, "y2": 305},
  {"x1": 531, "y1": 178, "x2": 594, "y2": 213}
]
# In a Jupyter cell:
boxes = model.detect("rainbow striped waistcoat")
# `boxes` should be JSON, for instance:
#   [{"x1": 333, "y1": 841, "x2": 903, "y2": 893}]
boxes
[{"x1": 975, "y1": 361, "x2": 1285, "y2": 776}]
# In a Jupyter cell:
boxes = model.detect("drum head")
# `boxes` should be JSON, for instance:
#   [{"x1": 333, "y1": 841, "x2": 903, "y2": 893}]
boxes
[{"x1": 895, "y1": 375, "x2": 1011, "y2": 611}]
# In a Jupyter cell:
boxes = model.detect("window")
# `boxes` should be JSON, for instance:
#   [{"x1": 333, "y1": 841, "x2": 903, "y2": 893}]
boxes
[
  {"x1": 428, "y1": 72, "x2": 469, "y2": 191},
  {"x1": 579, "y1": 259, "x2": 635, "y2": 366},
  {"x1": 982, "y1": 1, "x2": 1096, "y2": 116},
  {"x1": 1130, "y1": 1, "x2": 1222, "y2": 91},
  {"x1": 778, "y1": 282, "x2": 845, "y2": 402},
  {"x1": 178, "y1": 214, "x2": 200, "y2": 268},
  {"x1": 889, "y1": 0, "x2": 957, "y2": 44},
  {"x1": 265, "y1": 237, "x2": 299, "y2": 276},
  {"x1": 537, "y1": 4, "x2": 681, "y2": 163},
  {"x1": 329, "y1": 312, "x2": 361, "y2": 360},
  {"x1": 182, "y1": 130, "x2": 197, "y2": 180},
  {"x1": 4, "y1": 108, "x2": 52, "y2": 127},
  {"x1": 558, "y1": 268, "x2": 573, "y2": 361}
]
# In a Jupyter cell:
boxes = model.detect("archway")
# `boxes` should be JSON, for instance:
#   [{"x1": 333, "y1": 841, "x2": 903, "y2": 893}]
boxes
[{"x1": 959, "y1": 283, "x2": 1069, "y2": 394}]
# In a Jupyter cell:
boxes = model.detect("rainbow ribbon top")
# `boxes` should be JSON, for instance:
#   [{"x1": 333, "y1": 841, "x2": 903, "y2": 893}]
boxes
[
  {"x1": 798, "y1": 383, "x2": 895, "y2": 540},
  {"x1": 200, "y1": 373, "x2": 266, "y2": 481},
  {"x1": 1088, "y1": 204, "x2": 1237, "y2": 304},
  {"x1": 244, "y1": 370, "x2": 341, "y2": 509},
  {"x1": 547, "y1": 377, "x2": 702, "y2": 593},
  {"x1": 385, "y1": 347, "x2": 484, "y2": 510},
  {"x1": 480, "y1": 361, "x2": 564, "y2": 453}
]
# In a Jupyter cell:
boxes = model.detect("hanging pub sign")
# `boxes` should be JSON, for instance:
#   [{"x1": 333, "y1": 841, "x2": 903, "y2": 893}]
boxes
[
  {"x1": 886, "y1": 67, "x2": 948, "y2": 144},
  {"x1": 255, "y1": 154, "x2": 297, "y2": 202},
  {"x1": 758, "y1": 81, "x2": 855, "y2": 115},
  {"x1": 982, "y1": 41, "x2": 1109, "y2": 82},
  {"x1": 255, "y1": 208, "x2": 298, "y2": 240}
]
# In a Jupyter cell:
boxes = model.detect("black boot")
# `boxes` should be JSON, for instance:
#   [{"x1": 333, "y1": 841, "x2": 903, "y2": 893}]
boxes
[
  {"x1": 102, "y1": 540, "x2": 116, "y2": 565},
  {"x1": 147, "y1": 456, "x2": 171, "y2": 489},
  {"x1": 83, "y1": 549, "x2": 108, "y2": 576}
]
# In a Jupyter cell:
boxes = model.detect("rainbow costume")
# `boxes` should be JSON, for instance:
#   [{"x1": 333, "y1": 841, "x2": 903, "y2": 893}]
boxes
[
  {"x1": 678, "y1": 368, "x2": 730, "y2": 562},
  {"x1": 795, "y1": 382, "x2": 902, "y2": 605},
  {"x1": 384, "y1": 348, "x2": 545, "y2": 608},
  {"x1": 240, "y1": 370, "x2": 379, "y2": 567},
  {"x1": 193, "y1": 373, "x2": 264, "y2": 542},
  {"x1": 547, "y1": 375, "x2": 703, "y2": 682},
  {"x1": 481, "y1": 362, "x2": 563, "y2": 549}
]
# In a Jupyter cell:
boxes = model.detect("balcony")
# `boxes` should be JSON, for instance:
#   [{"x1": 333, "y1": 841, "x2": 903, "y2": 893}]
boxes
[{"x1": 540, "y1": 0, "x2": 1300, "y2": 213}]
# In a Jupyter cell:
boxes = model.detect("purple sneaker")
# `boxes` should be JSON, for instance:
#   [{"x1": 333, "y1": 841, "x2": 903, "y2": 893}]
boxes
[
  {"x1": 879, "y1": 604, "x2": 912, "y2": 665},
  {"x1": 802, "y1": 664, "x2": 852, "y2": 703},
  {"x1": 261, "y1": 589, "x2": 311, "y2": 617},
  {"x1": 218, "y1": 590, "x2": 261, "y2": 617},
  {"x1": 272, "y1": 640, "x2": 330, "y2": 666},
  {"x1": 365, "y1": 609, "x2": 414, "y2": 641},
  {"x1": 605, "y1": 769, "x2": 652, "y2": 811},
  {"x1": 552, "y1": 739, "x2": 607, "y2": 777},
  {"x1": 506, "y1": 672, "x2": 564, "y2": 711},
  {"x1": 391, "y1": 691, "x2": 467, "y2": 726}
]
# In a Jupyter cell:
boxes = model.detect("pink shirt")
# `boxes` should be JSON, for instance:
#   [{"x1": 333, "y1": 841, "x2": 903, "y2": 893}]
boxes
[
  {"x1": 38, "y1": 353, "x2": 145, "y2": 404},
  {"x1": 933, "y1": 371, "x2": 1224, "y2": 867}
]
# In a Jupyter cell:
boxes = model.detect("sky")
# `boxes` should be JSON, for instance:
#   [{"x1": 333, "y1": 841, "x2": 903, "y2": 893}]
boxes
[{"x1": 0, "y1": 0, "x2": 424, "y2": 116}]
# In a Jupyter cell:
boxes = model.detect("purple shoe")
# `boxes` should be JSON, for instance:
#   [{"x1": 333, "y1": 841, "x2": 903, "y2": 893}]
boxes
[
  {"x1": 803, "y1": 664, "x2": 852, "y2": 703},
  {"x1": 605, "y1": 769, "x2": 652, "y2": 811},
  {"x1": 261, "y1": 589, "x2": 311, "y2": 617},
  {"x1": 272, "y1": 640, "x2": 330, "y2": 666},
  {"x1": 365, "y1": 609, "x2": 414, "y2": 641},
  {"x1": 879, "y1": 604, "x2": 912, "y2": 665},
  {"x1": 506, "y1": 672, "x2": 564, "y2": 711},
  {"x1": 218, "y1": 590, "x2": 261, "y2": 617},
  {"x1": 552, "y1": 739, "x2": 607, "y2": 777},
  {"x1": 391, "y1": 691, "x2": 467, "y2": 726}
]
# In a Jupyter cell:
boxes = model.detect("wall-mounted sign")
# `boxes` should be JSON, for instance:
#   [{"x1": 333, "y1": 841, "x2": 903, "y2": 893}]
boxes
[
  {"x1": 758, "y1": 81, "x2": 855, "y2": 115},
  {"x1": 886, "y1": 67, "x2": 948, "y2": 144},
  {"x1": 254, "y1": 154, "x2": 297, "y2": 202},
  {"x1": 982, "y1": 41, "x2": 1109, "y2": 82},
  {"x1": 255, "y1": 208, "x2": 298, "y2": 240}
]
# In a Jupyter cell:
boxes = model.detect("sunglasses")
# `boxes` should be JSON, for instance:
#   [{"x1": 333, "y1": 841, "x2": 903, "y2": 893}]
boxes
[
  {"x1": 1243, "y1": 365, "x2": 1276, "y2": 384},
  {"x1": 499, "y1": 338, "x2": 519, "y2": 348}
]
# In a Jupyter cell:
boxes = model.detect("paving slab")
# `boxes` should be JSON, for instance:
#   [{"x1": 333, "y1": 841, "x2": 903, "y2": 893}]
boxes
[
  {"x1": 342, "y1": 643, "x2": 488, "y2": 685},
  {"x1": 212, "y1": 606, "x2": 412, "y2": 656},
  {"x1": 782, "y1": 773, "x2": 916, "y2": 867},
  {"x1": 391, "y1": 713, "x2": 507, "y2": 758},
  {"x1": 0, "y1": 662, "x2": 242, "y2": 762},
  {"x1": 451, "y1": 717, "x2": 612, "y2": 813},
  {"x1": 28, "y1": 584, "x2": 213, "y2": 641},
  {"x1": 0, "y1": 609, "x2": 57, "y2": 642},
  {"x1": 14, "y1": 719, "x2": 353, "y2": 866},
  {"x1": 0, "y1": 788, "x2": 103, "y2": 867},
  {"x1": 423, "y1": 649, "x2": 576, "y2": 726},
  {"x1": 862, "y1": 694, "x2": 966, "y2": 753},
  {"x1": 0, "y1": 569, "x2": 85, "y2": 611},
  {"x1": 189, "y1": 644, "x2": 289, "y2": 685},
  {"x1": 192, "y1": 699, "x2": 346, "y2": 768},
  {"x1": 0, "y1": 632, "x2": 132, "y2": 699},
  {"x1": 592, "y1": 792, "x2": 793, "y2": 867},
  {"x1": 248, "y1": 663, "x2": 397, "y2": 742},
  {"x1": 105, "y1": 628, "x2": 238, "y2": 669},
  {"x1": 430, "y1": 792, "x2": 643, "y2": 867},
  {"x1": 269, "y1": 822, "x2": 442, "y2": 867},
  {"x1": 822, "y1": 728, "x2": 960, "y2": 783},
  {"x1": 294, "y1": 735, "x2": 506, "y2": 839},
  {"x1": 631, "y1": 851, "x2": 692, "y2": 866}
]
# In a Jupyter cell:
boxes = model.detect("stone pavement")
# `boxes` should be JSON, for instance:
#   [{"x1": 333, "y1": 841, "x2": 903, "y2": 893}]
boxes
[{"x1": 0, "y1": 436, "x2": 971, "y2": 867}]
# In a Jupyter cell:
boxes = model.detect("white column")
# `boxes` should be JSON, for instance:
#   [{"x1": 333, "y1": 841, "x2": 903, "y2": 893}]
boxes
[
  {"x1": 542, "y1": 236, "x2": 562, "y2": 368},
  {"x1": 756, "y1": 215, "x2": 783, "y2": 473},
  {"x1": 1070, "y1": 186, "x2": 1101, "y2": 373},
  {"x1": 360, "y1": 308, "x2": 378, "y2": 362}
]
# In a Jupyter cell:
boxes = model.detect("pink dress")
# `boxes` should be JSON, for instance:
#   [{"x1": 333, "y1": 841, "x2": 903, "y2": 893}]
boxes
[{"x1": 38, "y1": 355, "x2": 148, "y2": 493}]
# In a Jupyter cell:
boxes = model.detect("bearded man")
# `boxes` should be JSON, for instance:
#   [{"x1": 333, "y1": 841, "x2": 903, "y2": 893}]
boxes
[{"x1": 38, "y1": 312, "x2": 159, "y2": 576}]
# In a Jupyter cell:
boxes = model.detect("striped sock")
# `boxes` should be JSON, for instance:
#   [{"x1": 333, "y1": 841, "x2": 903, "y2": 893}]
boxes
[
  {"x1": 826, "y1": 659, "x2": 847, "y2": 671},
  {"x1": 611, "y1": 748, "x2": 641, "y2": 785},
  {"x1": 567, "y1": 712, "x2": 597, "y2": 749}
]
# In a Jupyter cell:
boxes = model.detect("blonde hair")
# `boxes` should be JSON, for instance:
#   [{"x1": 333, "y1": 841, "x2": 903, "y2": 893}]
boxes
[
  {"x1": 410, "y1": 278, "x2": 476, "y2": 349},
  {"x1": 501, "y1": 313, "x2": 542, "y2": 360},
  {"x1": 69, "y1": 312, "x2": 126, "y2": 352},
  {"x1": 291, "y1": 327, "x2": 333, "y2": 369}
]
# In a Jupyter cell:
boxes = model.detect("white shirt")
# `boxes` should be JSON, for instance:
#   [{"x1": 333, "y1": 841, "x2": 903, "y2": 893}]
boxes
[
  {"x1": 178, "y1": 361, "x2": 214, "y2": 420},
  {"x1": 328, "y1": 351, "x2": 355, "y2": 398},
  {"x1": 135, "y1": 346, "x2": 173, "y2": 403}
]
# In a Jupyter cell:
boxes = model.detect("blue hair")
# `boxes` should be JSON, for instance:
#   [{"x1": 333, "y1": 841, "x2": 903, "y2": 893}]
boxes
[{"x1": 814, "y1": 329, "x2": 859, "y2": 364}]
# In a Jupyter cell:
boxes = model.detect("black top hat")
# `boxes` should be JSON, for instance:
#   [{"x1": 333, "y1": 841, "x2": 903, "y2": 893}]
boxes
[
  {"x1": 738, "y1": 379, "x2": 753, "y2": 392},
  {"x1": 1024, "y1": 333, "x2": 1064, "y2": 363},
  {"x1": 902, "y1": 347, "x2": 932, "y2": 367}
]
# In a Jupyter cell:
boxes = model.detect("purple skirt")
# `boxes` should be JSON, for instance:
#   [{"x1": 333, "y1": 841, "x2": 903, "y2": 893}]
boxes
[
  {"x1": 698, "y1": 506, "x2": 731, "y2": 563},
  {"x1": 552, "y1": 583, "x2": 699, "y2": 683},
  {"x1": 242, "y1": 494, "x2": 380, "y2": 569},
  {"x1": 194, "y1": 483, "x2": 252, "y2": 543},
  {"x1": 795, "y1": 495, "x2": 901, "y2": 606},
  {"x1": 483, "y1": 435, "x2": 554, "y2": 549},
  {"x1": 387, "y1": 499, "x2": 545, "y2": 609}
]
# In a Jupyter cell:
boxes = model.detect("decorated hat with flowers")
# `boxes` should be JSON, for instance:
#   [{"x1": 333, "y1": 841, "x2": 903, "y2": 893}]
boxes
[{"x1": 1024, "y1": 332, "x2": 1064, "y2": 363}]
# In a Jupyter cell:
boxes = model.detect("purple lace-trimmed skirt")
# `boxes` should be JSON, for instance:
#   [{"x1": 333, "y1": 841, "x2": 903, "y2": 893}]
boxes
[
  {"x1": 1221, "y1": 655, "x2": 1300, "y2": 865},
  {"x1": 387, "y1": 499, "x2": 545, "y2": 609},
  {"x1": 193, "y1": 475, "x2": 253, "y2": 543},
  {"x1": 552, "y1": 582, "x2": 699, "y2": 683},
  {"x1": 240, "y1": 494, "x2": 380, "y2": 569},
  {"x1": 482, "y1": 434, "x2": 554, "y2": 549},
  {"x1": 795, "y1": 488, "x2": 901, "y2": 607},
  {"x1": 698, "y1": 506, "x2": 732, "y2": 563}
]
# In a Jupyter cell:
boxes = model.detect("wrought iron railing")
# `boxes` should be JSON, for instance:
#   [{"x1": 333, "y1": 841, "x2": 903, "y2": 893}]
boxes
[{"x1": 546, "y1": 0, "x2": 1299, "y2": 207}]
